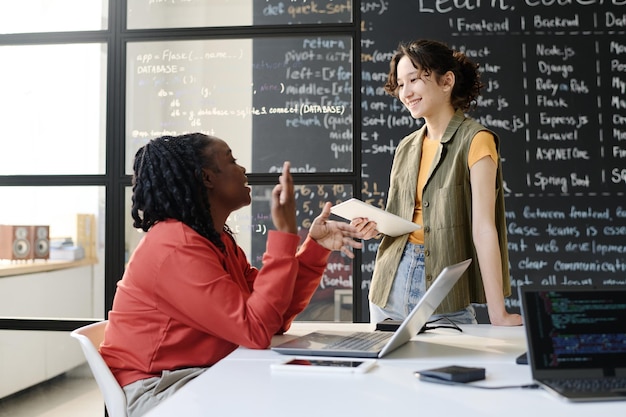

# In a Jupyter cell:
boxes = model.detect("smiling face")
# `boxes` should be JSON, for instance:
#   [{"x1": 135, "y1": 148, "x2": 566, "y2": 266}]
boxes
[
  {"x1": 396, "y1": 55, "x2": 454, "y2": 120},
  {"x1": 203, "y1": 138, "x2": 251, "y2": 218}
]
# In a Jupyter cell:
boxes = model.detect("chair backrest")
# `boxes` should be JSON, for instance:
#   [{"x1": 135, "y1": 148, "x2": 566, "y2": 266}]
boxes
[{"x1": 71, "y1": 321, "x2": 127, "y2": 417}]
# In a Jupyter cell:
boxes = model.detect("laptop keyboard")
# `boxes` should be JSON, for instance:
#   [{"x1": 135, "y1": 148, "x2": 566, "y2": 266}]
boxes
[
  {"x1": 324, "y1": 331, "x2": 392, "y2": 351},
  {"x1": 546, "y1": 377, "x2": 626, "y2": 393}
]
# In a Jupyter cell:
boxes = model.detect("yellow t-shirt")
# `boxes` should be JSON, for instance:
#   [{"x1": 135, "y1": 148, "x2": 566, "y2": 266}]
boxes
[{"x1": 408, "y1": 131, "x2": 497, "y2": 244}]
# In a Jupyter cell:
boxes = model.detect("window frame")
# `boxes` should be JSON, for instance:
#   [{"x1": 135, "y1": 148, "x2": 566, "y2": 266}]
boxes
[{"x1": 0, "y1": 1, "x2": 366, "y2": 339}]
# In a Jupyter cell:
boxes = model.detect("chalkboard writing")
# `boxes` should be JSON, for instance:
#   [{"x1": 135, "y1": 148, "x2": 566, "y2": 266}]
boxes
[
  {"x1": 361, "y1": 1, "x2": 626, "y2": 321},
  {"x1": 251, "y1": 37, "x2": 353, "y2": 173},
  {"x1": 126, "y1": 39, "x2": 254, "y2": 173},
  {"x1": 125, "y1": 2, "x2": 357, "y2": 320},
  {"x1": 253, "y1": 0, "x2": 352, "y2": 25},
  {"x1": 125, "y1": 35, "x2": 353, "y2": 174}
]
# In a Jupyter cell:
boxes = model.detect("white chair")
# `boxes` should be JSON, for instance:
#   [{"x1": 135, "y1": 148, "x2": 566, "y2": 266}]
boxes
[{"x1": 71, "y1": 321, "x2": 128, "y2": 417}]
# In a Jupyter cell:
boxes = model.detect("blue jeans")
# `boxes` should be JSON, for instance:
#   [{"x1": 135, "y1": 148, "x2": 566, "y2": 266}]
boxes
[{"x1": 369, "y1": 242, "x2": 477, "y2": 325}]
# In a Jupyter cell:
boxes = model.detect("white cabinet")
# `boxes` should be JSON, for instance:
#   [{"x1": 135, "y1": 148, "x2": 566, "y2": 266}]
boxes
[{"x1": 0, "y1": 264, "x2": 93, "y2": 398}]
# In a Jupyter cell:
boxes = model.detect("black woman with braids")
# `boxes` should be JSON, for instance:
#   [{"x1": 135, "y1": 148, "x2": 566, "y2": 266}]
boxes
[{"x1": 100, "y1": 133, "x2": 363, "y2": 417}]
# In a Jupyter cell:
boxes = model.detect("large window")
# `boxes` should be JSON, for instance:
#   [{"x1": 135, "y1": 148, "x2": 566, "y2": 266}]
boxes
[
  {"x1": 1, "y1": 1, "x2": 359, "y2": 402},
  {"x1": 0, "y1": 0, "x2": 107, "y2": 34},
  {"x1": 1, "y1": 2, "x2": 359, "y2": 328},
  {"x1": 0, "y1": 43, "x2": 107, "y2": 175},
  {"x1": 0, "y1": 35, "x2": 107, "y2": 320},
  {"x1": 0, "y1": 185, "x2": 105, "y2": 317},
  {"x1": 0, "y1": 1, "x2": 110, "y2": 399}
]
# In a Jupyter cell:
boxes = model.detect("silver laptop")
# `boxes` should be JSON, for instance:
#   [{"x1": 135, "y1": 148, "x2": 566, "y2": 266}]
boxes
[
  {"x1": 272, "y1": 259, "x2": 471, "y2": 358},
  {"x1": 519, "y1": 285, "x2": 626, "y2": 402}
]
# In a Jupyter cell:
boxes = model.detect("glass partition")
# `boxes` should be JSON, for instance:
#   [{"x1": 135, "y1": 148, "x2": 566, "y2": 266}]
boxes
[
  {"x1": 0, "y1": 43, "x2": 107, "y2": 175},
  {"x1": 0, "y1": 0, "x2": 108, "y2": 34},
  {"x1": 0, "y1": 186, "x2": 105, "y2": 320},
  {"x1": 126, "y1": 36, "x2": 353, "y2": 174},
  {"x1": 127, "y1": 0, "x2": 352, "y2": 29}
]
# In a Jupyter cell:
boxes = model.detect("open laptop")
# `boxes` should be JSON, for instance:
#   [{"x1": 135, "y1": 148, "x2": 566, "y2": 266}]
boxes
[
  {"x1": 271, "y1": 259, "x2": 471, "y2": 358},
  {"x1": 519, "y1": 285, "x2": 626, "y2": 402}
]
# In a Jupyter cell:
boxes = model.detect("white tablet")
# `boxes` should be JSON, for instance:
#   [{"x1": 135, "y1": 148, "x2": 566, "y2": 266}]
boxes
[
  {"x1": 270, "y1": 358, "x2": 377, "y2": 374},
  {"x1": 330, "y1": 198, "x2": 420, "y2": 237}
]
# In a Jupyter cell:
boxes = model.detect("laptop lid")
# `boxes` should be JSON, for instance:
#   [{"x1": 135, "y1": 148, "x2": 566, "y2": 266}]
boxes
[
  {"x1": 519, "y1": 285, "x2": 626, "y2": 401},
  {"x1": 271, "y1": 259, "x2": 471, "y2": 358}
]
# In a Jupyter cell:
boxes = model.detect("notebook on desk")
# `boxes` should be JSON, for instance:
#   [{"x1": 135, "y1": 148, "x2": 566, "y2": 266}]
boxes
[
  {"x1": 519, "y1": 285, "x2": 626, "y2": 402},
  {"x1": 272, "y1": 259, "x2": 471, "y2": 358}
]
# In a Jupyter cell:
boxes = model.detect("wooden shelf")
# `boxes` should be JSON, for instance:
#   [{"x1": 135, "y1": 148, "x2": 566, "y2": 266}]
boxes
[{"x1": 0, "y1": 258, "x2": 97, "y2": 278}]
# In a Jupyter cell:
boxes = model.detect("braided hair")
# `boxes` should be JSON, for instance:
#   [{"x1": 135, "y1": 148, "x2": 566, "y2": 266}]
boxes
[
  {"x1": 384, "y1": 39, "x2": 483, "y2": 112},
  {"x1": 131, "y1": 132, "x2": 229, "y2": 251}
]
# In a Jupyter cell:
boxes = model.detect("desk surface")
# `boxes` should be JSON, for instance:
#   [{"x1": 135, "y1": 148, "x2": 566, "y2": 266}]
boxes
[{"x1": 145, "y1": 322, "x2": 625, "y2": 417}]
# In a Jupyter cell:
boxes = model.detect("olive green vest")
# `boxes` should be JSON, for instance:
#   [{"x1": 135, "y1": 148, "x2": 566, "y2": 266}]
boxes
[{"x1": 369, "y1": 110, "x2": 511, "y2": 314}]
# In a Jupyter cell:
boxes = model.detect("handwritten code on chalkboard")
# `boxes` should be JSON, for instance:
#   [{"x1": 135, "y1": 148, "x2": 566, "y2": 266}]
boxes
[
  {"x1": 125, "y1": 35, "x2": 354, "y2": 175},
  {"x1": 360, "y1": 1, "x2": 626, "y2": 321},
  {"x1": 251, "y1": 36, "x2": 353, "y2": 173}
]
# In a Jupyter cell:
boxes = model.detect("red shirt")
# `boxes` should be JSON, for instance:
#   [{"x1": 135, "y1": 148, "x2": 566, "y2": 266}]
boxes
[{"x1": 100, "y1": 219, "x2": 330, "y2": 387}]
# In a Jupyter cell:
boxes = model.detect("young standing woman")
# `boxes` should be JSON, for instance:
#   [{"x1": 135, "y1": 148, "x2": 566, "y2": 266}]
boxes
[{"x1": 353, "y1": 40, "x2": 522, "y2": 327}]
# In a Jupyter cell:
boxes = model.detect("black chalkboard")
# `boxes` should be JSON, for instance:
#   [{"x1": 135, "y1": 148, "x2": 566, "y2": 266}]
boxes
[
  {"x1": 251, "y1": 36, "x2": 353, "y2": 173},
  {"x1": 360, "y1": 1, "x2": 626, "y2": 321},
  {"x1": 123, "y1": 0, "x2": 626, "y2": 323}
]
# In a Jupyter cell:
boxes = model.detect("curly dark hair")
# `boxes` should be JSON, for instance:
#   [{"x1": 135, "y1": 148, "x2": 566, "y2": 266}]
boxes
[
  {"x1": 384, "y1": 39, "x2": 483, "y2": 112},
  {"x1": 131, "y1": 132, "x2": 230, "y2": 251}
]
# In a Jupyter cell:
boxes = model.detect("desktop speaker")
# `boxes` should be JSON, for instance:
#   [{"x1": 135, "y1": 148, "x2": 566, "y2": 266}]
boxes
[
  {"x1": 31, "y1": 225, "x2": 50, "y2": 259},
  {"x1": 0, "y1": 225, "x2": 32, "y2": 260}
]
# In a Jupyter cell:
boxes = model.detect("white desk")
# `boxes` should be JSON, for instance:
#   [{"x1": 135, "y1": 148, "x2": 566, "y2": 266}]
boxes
[{"x1": 145, "y1": 323, "x2": 624, "y2": 416}]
